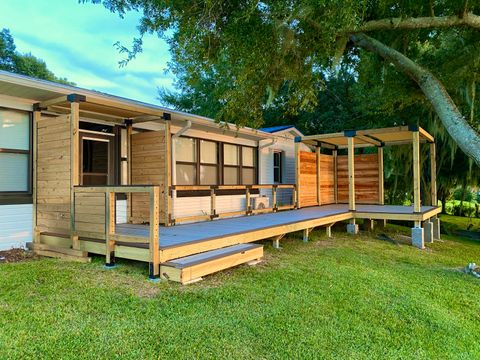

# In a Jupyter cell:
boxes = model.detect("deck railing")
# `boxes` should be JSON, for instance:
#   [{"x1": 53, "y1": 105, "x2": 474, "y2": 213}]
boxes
[
  {"x1": 73, "y1": 185, "x2": 161, "y2": 279},
  {"x1": 170, "y1": 184, "x2": 297, "y2": 224}
]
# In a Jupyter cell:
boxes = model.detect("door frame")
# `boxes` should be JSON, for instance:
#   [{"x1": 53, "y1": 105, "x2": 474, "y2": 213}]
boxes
[{"x1": 79, "y1": 130, "x2": 115, "y2": 186}]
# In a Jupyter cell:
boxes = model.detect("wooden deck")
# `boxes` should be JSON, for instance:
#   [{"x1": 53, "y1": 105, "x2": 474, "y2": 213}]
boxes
[{"x1": 115, "y1": 204, "x2": 440, "y2": 253}]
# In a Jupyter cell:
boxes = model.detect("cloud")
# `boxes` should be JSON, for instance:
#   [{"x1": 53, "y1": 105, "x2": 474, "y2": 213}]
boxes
[{"x1": 0, "y1": 0, "x2": 175, "y2": 104}]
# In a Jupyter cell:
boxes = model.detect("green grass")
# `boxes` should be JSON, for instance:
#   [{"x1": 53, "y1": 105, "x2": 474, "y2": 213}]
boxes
[{"x1": 1, "y1": 217, "x2": 480, "y2": 359}]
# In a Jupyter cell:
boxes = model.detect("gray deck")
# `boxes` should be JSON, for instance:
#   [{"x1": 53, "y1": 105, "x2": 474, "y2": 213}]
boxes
[{"x1": 116, "y1": 204, "x2": 437, "y2": 250}]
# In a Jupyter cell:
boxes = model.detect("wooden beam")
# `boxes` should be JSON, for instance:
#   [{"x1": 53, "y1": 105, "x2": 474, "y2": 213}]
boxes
[
  {"x1": 356, "y1": 134, "x2": 382, "y2": 147},
  {"x1": 70, "y1": 102, "x2": 80, "y2": 250},
  {"x1": 378, "y1": 147, "x2": 384, "y2": 205},
  {"x1": 105, "y1": 191, "x2": 115, "y2": 266},
  {"x1": 430, "y1": 142, "x2": 437, "y2": 206},
  {"x1": 347, "y1": 137, "x2": 355, "y2": 211},
  {"x1": 412, "y1": 131, "x2": 421, "y2": 213},
  {"x1": 419, "y1": 127, "x2": 435, "y2": 143},
  {"x1": 133, "y1": 115, "x2": 163, "y2": 123},
  {"x1": 38, "y1": 95, "x2": 69, "y2": 109},
  {"x1": 316, "y1": 146, "x2": 321, "y2": 205},
  {"x1": 85, "y1": 96, "x2": 162, "y2": 117}
]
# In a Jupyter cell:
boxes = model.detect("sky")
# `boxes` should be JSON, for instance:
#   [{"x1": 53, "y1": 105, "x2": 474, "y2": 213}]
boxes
[{"x1": 0, "y1": 0, "x2": 175, "y2": 104}]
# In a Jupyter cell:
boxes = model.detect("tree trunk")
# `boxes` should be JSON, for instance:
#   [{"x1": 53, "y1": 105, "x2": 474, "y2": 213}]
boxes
[{"x1": 350, "y1": 33, "x2": 480, "y2": 167}]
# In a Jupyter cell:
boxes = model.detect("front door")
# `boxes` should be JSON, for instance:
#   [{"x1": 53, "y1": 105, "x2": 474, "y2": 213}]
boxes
[{"x1": 79, "y1": 131, "x2": 115, "y2": 185}]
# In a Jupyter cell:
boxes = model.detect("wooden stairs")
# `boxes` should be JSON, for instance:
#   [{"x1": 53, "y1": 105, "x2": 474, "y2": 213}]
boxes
[{"x1": 160, "y1": 243, "x2": 263, "y2": 284}]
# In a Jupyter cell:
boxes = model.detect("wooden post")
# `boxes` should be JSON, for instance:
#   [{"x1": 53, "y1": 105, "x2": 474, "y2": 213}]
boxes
[
  {"x1": 347, "y1": 136, "x2": 355, "y2": 211},
  {"x1": 70, "y1": 101, "x2": 80, "y2": 250},
  {"x1": 126, "y1": 120, "x2": 133, "y2": 222},
  {"x1": 210, "y1": 187, "x2": 216, "y2": 219},
  {"x1": 246, "y1": 187, "x2": 251, "y2": 215},
  {"x1": 378, "y1": 146, "x2": 384, "y2": 205},
  {"x1": 272, "y1": 185, "x2": 277, "y2": 211},
  {"x1": 149, "y1": 187, "x2": 160, "y2": 279},
  {"x1": 105, "y1": 191, "x2": 116, "y2": 266},
  {"x1": 316, "y1": 145, "x2": 321, "y2": 206},
  {"x1": 333, "y1": 149, "x2": 338, "y2": 204},
  {"x1": 412, "y1": 131, "x2": 421, "y2": 213},
  {"x1": 164, "y1": 120, "x2": 172, "y2": 225},
  {"x1": 430, "y1": 142, "x2": 437, "y2": 206},
  {"x1": 295, "y1": 138, "x2": 301, "y2": 208},
  {"x1": 32, "y1": 111, "x2": 40, "y2": 243}
]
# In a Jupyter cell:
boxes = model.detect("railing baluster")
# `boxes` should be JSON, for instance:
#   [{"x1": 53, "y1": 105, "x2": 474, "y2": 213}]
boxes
[{"x1": 210, "y1": 187, "x2": 216, "y2": 220}]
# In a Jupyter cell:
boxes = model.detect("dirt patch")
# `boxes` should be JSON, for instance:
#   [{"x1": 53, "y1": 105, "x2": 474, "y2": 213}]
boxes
[{"x1": 0, "y1": 248, "x2": 35, "y2": 263}]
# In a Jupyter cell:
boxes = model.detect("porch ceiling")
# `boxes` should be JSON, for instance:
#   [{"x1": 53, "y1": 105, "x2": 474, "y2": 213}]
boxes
[{"x1": 300, "y1": 126, "x2": 434, "y2": 148}]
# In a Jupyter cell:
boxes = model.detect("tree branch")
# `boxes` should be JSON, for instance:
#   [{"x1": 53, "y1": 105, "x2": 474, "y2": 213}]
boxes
[
  {"x1": 350, "y1": 33, "x2": 480, "y2": 166},
  {"x1": 354, "y1": 12, "x2": 480, "y2": 32}
]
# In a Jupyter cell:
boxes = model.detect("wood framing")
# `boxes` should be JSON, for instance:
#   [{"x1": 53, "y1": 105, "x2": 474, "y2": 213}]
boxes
[
  {"x1": 430, "y1": 142, "x2": 437, "y2": 206},
  {"x1": 316, "y1": 146, "x2": 321, "y2": 205},
  {"x1": 378, "y1": 147, "x2": 384, "y2": 205},
  {"x1": 70, "y1": 101, "x2": 80, "y2": 249}
]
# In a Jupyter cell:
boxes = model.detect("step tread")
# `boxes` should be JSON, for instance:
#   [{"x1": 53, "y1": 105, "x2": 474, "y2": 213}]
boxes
[{"x1": 162, "y1": 243, "x2": 263, "y2": 269}]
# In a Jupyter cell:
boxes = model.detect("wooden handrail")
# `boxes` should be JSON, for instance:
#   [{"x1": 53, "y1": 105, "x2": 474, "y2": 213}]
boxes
[{"x1": 169, "y1": 183, "x2": 297, "y2": 224}]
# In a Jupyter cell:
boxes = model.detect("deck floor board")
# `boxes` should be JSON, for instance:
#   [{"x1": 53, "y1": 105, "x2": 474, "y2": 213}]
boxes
[{"x1": 115, "y1": 204, "x2": 437, "y2": 250}]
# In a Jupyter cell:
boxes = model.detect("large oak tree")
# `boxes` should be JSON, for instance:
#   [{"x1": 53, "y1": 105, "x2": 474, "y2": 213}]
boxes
[{"x1": 86, "y1": 0, "x2": 480, "y2": 166}]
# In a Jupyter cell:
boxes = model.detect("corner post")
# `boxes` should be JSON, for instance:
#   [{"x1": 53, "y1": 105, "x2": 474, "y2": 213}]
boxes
[
  {"x1": 69, "y1": 96, "x2": 83, "y2": 250},
  {"x1": 105, "y1": 191, "x2": 116, "y2": 267},
  {"x1": 316, "y1": 145, "x2": 321, "y2": 206},
  {"x1": 347, "y1": 134, "x2": 355, "y2": 211},
  {"x1": 430, "y1": 142, "x2": 437, "y2": 206},
  {"x1": 164, "y1": 118, "x2": 172, "y2": 226},
  {"x1": 149, "y1": 186, "x2": 160, "y2": 279},
  {"x1": 32, "y1": 110, "x2": 40, "y2": 243},
  {"x1": 125, "y1": 119, "x2": 133, "y2": 222},
  {"x1": 294, "y1": 137, "x2": 301, "y2": 208},
  {"x1": 333, "y1": 148, "x2": 338, "y2": 204},
  {"x1": 378, "y1": 146, "x2": 384, "y2": 205},
  {"x1": 412, "y1": 130, "x2": 421, "y2": 213}
]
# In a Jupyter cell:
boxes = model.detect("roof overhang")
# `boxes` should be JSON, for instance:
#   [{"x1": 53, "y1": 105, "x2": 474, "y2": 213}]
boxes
[{"x1": 299, "y1": 125, "x2": 434, "y2": 148}]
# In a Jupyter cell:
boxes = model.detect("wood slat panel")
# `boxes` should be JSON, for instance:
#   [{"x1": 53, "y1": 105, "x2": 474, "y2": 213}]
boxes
[
  {"x1": 298, "y1": 151, "x2": 318, "y2": 207},
  {"x1": 337, "y1": 153, "x2": 379, "y2": 204},
  {"x1": 131, "y1": 131, "x2": 167, "y2": 224}
]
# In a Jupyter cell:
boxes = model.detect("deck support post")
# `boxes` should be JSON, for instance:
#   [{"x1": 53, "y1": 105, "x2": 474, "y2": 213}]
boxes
[
  {"x1": 271, "y1": 234, "x2": 285, "y2": 249},
  {"x1": 412, "y1": 130, "x2": 421, "y2": 213},
  {"x1": 149, "y1": 187, "x2": 160, "y2": 279},
  {"x1": 347, "y1": 219, "x2": 359, "y2": 235},
  {"x1": 432, "y1": 216, "x2": 441, "y2": 240},
  {"x1": 424, "y1": 220, "x2": 434, "y2": 243},
  {"x1": 412, "y1": 221, "x2": 425, "y2": 249},
  {"x1": 347, "y1": 135, "x2": 355, "y2": 211},
  {"x1": 32, "y1": 110, "x2": 40, "y2": 244},
  {"x1": 164, "y1": 119, "x2": 172, "y2": 226},
  {"x1": 70, "y1": 100, "x2": 81, "y2": 250},
  {"x1": 303, "y1": 228, "x2": 314, "y2": 242},
  {"x1": 367, "y1": 219, "x2": 375, "y2": 231},
  {"x1": 326, "y1": 225, "x2": 332, "y2": 238}
]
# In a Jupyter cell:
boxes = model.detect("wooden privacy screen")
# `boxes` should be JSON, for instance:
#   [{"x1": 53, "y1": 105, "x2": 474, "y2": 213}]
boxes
[
  {"x1": 36, "y1": 114, "x2": 71, "y2": 234},
  {"x1": 337, "y1": 153, "x2": 379, "y2": 204},
  {"x1": 298, "y1": 151, "x2": 336, "y2": 207},
  {"x1": 130, "y1": 128, "x2": 167, "y2": 224}
]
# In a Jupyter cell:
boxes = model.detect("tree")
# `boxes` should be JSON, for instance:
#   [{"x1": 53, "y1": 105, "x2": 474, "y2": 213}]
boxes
[
  {"x1": 0, "y1": 28, "x2": 73, "y2": 85},
  {"x1": 84, "y1": 0, "x2": 480, "y2": 165}
]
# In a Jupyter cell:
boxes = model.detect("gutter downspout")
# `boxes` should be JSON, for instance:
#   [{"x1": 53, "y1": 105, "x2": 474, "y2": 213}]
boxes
[{"x1": 171, "y1": 120, "x2": 192, "y2": 219}]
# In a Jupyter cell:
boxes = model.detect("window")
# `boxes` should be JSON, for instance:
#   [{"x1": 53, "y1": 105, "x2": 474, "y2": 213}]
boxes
[
  {"x1": 273, "y1": 151, "x2": 282, "y2": 183},
  {"x1": 0, "y1": 109, "x2": 31, "y2": 202},
  {"x1": 174, "y1": 136, "x2": 257, "y2": 186}
]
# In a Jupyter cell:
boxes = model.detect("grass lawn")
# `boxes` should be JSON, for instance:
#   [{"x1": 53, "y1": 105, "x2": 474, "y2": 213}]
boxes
[{"x1": 1, "y1": 216, "x2": 480, "y2": 359}]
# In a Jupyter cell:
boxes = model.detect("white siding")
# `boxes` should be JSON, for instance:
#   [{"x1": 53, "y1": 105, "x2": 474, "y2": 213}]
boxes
[{"x1": 0, "y1": 204, "x2": 32, "y2": 250}]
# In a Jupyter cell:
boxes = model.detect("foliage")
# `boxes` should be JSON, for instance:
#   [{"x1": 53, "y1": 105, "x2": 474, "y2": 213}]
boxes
[
  {"x1": 1, "y1": 221, "x2": 480, "y2": 358},
  {"x1": 0, "y1": 28, "x2": 73, "y2": 85}
]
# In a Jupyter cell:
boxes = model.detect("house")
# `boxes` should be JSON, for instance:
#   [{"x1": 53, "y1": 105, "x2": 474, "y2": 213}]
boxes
[{"x1": 0, "y1": 70, "x2": 441, "y2": 284}]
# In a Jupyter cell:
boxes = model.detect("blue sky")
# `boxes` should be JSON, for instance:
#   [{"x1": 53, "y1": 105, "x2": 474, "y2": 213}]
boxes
[{"x1": 0, "y1": 0, "x2": 174, "y2": 104}]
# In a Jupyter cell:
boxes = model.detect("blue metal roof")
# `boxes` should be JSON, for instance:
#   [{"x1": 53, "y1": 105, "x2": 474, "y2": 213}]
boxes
[{"x1": 259, "y1": 125, "x2": 296, "y2": 133}]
